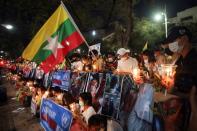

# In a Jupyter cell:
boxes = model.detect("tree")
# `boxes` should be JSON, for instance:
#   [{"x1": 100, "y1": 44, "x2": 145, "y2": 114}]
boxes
[
  {"x1": 130, "y1": 17, "x2": 165, "y2": 52},
  {"x1": 109, "y1": 0, "x2": 140, "y2": 48}
]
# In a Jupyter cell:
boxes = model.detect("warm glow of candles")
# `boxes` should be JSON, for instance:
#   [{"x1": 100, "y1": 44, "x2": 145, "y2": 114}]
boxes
[
  {"x1": 132, "y1": 68, "x2": 140, "y2": 79},
  {"x1": 161, "y1": 64, "x2": 177, "y2": 90},
  {"x1": 26, "y1": 82, "x2": 31, "y2": 87},
  {"x1": 42, "y1": 91, "x2": 49, "y2": 99},
  {"x1": 92, "y1": 64, "x2": 97, "y2": 70},
  {"x1": 132, "y1": 68, "x2": 143, "y2": 84},
  {"x1": 57, "y1": 94, "x2": 63, "y2": 100},
  {"x1": 85, "y1": 67, "x2": 89, "y2": 71},
  {"x1": 29, "y1": 86, "x2": 33, "y2": 91},
  {"x1": 116, "y1": 69, "x2": 120, "y2": 73},
  {"x1": 70, "y1": 103, "x2": 75, "y2": 111}
]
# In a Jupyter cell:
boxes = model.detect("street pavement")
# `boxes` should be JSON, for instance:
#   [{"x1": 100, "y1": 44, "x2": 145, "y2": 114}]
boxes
[{"x1": 0, "y1": 75, "x2": 43, "y2": 131}]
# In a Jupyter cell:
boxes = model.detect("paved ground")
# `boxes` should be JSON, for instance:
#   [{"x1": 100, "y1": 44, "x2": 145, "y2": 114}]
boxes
[{"x1": 0, "y1": 74, "x2": 43, "y2": 131}]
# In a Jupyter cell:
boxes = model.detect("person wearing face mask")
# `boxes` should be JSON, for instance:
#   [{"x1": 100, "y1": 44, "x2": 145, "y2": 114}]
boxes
[
  {"x1": 79, "y1": 92, "x2": 96, "y2": 124},
  {"x1": 141, "y1": 50, "x2": 157, "y2": 79},
  {"x1": 115, "y1": 48, "x2": 139, "y2": 74},
  {"x1": 88, "y1": 114, "x2": 123, "y2": 131},
  {"x1": 163, "y1": 26, "x2": 197, "y2": 92},
  {"x1": 162, "y1": 26, "x2": 197, "y2": 130}
]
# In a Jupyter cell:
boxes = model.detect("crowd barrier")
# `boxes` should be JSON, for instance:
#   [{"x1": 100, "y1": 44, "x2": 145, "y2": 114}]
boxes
[{"x1": 18, "y1": 67, "x2": 155, "y2": 130}]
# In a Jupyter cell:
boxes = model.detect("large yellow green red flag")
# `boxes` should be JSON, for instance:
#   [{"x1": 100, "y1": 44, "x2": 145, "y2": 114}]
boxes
[{"x1": 22, "y1": 4, "x2": 84, "y2": 73}]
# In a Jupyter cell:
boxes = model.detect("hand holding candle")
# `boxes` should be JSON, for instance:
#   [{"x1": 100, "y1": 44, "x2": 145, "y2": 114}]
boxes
[
  {"x1": 132, "y1": 68, "x2": 143, "y2": 84},
  {"x1": 161, "y1": 64, "x2": 177, "y2": 91}
]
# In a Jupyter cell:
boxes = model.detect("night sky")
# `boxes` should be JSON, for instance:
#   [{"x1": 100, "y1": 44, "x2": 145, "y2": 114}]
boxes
[{"x1": 134, "y1": 0, "x2": 197, "y2": 18}]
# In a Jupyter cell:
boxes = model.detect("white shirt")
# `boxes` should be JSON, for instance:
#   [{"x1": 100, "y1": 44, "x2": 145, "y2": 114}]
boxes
[
  {"x1": 117, "y1": 57, "x2": 138, "y2": 73},
  {"x1": 82, "y1": 106, "x2": 96, "y2": 124}
]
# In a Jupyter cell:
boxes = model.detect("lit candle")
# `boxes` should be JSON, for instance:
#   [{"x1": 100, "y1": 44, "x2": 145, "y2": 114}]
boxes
[
  {"x1": 29, "y1": 86, "x2": 33, "y2": 91},
  {"x1": 26, "y1": 82, "x2": 31, "y2": 87},
  {"x1": 43, "y1": 91, "x2": 49, "y2": 98},
  {"x1": 132, "y1": 68, "x2": 140, "y2": 80},
  {"x1": 57, "y1": 94, "x2": 63, "y2": 100},
  {"x1": 85, "y1": 67, "x2": 88, "y2": 71},
  {"x1": 92, "y1": 64, "x2": 97, "y2": 71},
  {"x1": 161, "y1": 64, "x2": 177, "y2": 91}
]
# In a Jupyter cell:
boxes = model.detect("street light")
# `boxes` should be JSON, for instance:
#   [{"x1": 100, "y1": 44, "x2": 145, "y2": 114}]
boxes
[
  {"x1": 92, "y1": 30, "x2": 96, "y2": 36},
  {"x1": 1, "y1": 24, "x2": 13, "y2": 30},
  {"x1": 154, "y1": 14, "x2": 162, "y2": 21},
  {"x1": 154, "y1": 12, "x2": 168, "y2": 38}
]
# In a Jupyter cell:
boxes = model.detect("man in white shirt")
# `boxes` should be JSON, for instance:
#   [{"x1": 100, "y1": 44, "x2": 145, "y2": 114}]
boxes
[
  {"x1": 79, "y1": 92, "x2": 96, "y2": 124},
  {"x1": 116, "y1": 48, "x2": 139, "y2": 74}
]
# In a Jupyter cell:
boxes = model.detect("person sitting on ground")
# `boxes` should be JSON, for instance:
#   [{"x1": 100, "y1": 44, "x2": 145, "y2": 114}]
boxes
[
  {"x1": 53, "y1": 87, "x2": 63, "y2": 105},
  {"x1": 62, "y1": 91, "x2": 75, "y2": 109},
  {"x1": 88, "y1": 114, "x2": 123, "y2": 131},
  {"x1": 65, "y1": 93, "x2": 87, "y2": 131},
  {"x1": 79, "y1": 92, "x2": 96, "y2": 124},
  {"x1": 115, "y1": 48, "x2": 139, "y2": 74}
]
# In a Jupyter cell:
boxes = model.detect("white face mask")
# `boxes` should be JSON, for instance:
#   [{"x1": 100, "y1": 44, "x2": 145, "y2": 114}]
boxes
[
  {"x1": 121, "y1": 57, "x2": 128, "y2": 61},
  {"x1": 169, "y1": 41, "x2": 183, "y2": 53}
]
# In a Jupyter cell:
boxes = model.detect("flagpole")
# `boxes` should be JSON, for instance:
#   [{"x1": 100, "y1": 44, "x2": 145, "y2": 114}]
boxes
[{"x1": 60, "y1": 1, "x2": 95, "y2": 57}]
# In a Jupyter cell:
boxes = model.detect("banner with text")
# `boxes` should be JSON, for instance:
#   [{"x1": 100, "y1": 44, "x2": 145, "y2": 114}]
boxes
[
  {"x1": 40, "y1": 98, "x2": 73, "y2": 131},
  {"x1": 52, "y1": 70, "x2": 71, "y2": 91}
]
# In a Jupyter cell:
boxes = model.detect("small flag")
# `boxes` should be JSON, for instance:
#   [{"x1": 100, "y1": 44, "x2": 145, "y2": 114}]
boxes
[
  {"x1": 142, "y1": 41, "x2": 148, "y2": 52},
  {"x1": 89, "y1": 43, "x2": 101, "y2": 55},
  {"x1": 22, "y1": 4, "x2": 84, "y2": 73}
]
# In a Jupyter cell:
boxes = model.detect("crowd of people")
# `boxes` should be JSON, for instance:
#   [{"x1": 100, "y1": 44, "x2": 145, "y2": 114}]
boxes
[{"x1": 5, "y1": 26, "x2": 197, "y2": 131}]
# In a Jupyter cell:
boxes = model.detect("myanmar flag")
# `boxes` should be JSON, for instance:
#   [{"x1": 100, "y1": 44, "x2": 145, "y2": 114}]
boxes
[{"x1": 22, "y1": 4, "x2": 84, "y2": 73}]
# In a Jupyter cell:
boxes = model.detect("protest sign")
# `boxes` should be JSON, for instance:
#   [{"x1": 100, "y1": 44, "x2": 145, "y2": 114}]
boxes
[
  {"x1": 40, "y1": 98, "x2": 73, "y2": 131},
  {"x1": 52, "y1": 70, "x2": 71, "y2": 91}
]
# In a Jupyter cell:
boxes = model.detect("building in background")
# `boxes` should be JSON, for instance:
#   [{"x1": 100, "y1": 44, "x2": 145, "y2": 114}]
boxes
[{"x1": 169, "y1": 6, "x2": 197, "y2": 25}]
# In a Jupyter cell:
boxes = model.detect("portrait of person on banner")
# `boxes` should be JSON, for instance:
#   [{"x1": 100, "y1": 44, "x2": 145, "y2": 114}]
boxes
[
  {"x1": 70, "y1": 72, "x2": 85, "y2": 99},
  {"x1": 101, "y1": 74, "x2": 121, "y2": 119}
]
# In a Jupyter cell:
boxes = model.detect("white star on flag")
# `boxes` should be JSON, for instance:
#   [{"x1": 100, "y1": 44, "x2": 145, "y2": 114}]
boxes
[{"x1": 43, "y1": 35, "x2": 64, "y2": 58}]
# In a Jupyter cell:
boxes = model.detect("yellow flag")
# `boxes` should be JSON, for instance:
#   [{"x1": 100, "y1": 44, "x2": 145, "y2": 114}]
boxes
[{"x1": 142, "y1": 41, "x2": 148, "y2": 51}]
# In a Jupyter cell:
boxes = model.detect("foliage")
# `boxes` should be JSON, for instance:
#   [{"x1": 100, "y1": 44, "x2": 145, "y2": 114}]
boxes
[
  {"x1": 129, "y1": 17, "x2": 165, "y2": 52},
  {"x1": 0, "y1": 0, "x2": 162, "y2": 57}
]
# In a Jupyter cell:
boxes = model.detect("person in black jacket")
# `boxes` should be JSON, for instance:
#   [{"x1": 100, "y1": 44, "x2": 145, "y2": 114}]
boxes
[{"x1": 163, "y1": 26, "x2": 197, "y2": 130}]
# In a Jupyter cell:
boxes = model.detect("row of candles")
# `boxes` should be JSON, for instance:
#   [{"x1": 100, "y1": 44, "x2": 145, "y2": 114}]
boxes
[
  {"x1": 12, "y1": 63, "x2": 177, "y2": 97},
  {"x1": 131, "y1": 64, "x2": 177, "y2": 93}
]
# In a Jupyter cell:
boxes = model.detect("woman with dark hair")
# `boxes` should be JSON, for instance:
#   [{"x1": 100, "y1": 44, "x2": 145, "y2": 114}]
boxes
[
  {"x1": 79, "y1": 92, "x2": 96, "y2": 124},
  {"x1": 63, "y1": 92, "x2": 88, "y2": 131},
  {"x1": 88, "y1": 114, "x2": 123, "y2": 131},
  {"x1": 141, "y1": 49, "x2": 157, "y2": 79},
  {"x1": 62, "y1": 91, "x2": 75, "y2": 109}
]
